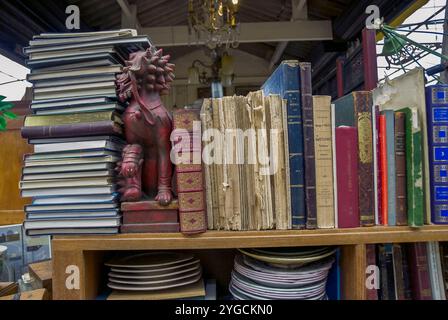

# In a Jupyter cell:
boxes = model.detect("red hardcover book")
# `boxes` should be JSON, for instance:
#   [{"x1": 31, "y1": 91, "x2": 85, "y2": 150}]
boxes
[
  {"x1": 172, "y1": 109, "x2": 207, "y2": 234},
  {"x1": 366, "y1": 244, "x2": 378, "y2": 300},
  {"x1": 123, "y1": 210, "x2": 178, "y2": 224},
  {"x1": 407, "y1": 243, "x2": 433, "y2": 300},
  {"x1": 121, "y1": 223, "x2": 180, "y2": 233},
  {"x1": 335, "y1": 126, "x2": 359, "y2": 228},
  {"x1": 375, "y1": 106, "x2": 382, "y2": 225},
  {"x1": 379, "y1": 115, "x2": 388, "y2": 226}
]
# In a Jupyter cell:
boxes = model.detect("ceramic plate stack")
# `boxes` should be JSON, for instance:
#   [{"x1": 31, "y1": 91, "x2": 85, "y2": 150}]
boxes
[
  {"x1": 105, "y1": 252, "x2": 202, "y2": 292},
  {"x1": 229, "y1": 247, "x2": 336, "y2": 300}
]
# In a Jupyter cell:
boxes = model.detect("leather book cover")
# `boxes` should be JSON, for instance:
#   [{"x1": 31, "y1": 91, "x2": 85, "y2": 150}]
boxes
[
  {"x1": 300, "y1": 63, "x2": 317, "y2": 229},
  {"x1": 353, "y1": 91, "x2": 375, "y2": 226},
  {"x1": 262, "y1": 61, "x2": 306, "y2": 229},
  {"x1": 379, "y1": 115, "x2": 388, "y2": 226},
  {"x1": 374, "y1": 105, "x2": 381, "y2": 225},
  {"x1": 407, "y1": 242, "x2": 433, "y2": 300},
  {"x1": 24, "y1": 110, "x2": 119, "y2": 127},
  {"x1": 121, "y1": 222, "x2": 180, "y2": 233},
  {"x1": 123, "y1": 210, "x2": 178, "y2": 224},
  {"x1": 335, "y1": 126, "x2": 359, "y2": 228},
  {"x1": 173, "y1": 109, "x2": 207, "y2": 234},
  {"x1": 394, "y1": 112, "x2": 407, "y2": 225},
  {"x1": 365, "y1": 244, "x2": 378, "y2": 300},
  {"x1": 21, "y1": 121, "x2": 122, "y2": 139},
  {"x1": 401, "y1": 244, "x2": 413, "y2": 299},
  {"x1": 121, "y1": 200, "x2": 178, "y2": 211},
  {"x1": 392, "y1": 244, "x2": 406, "y2": 300}
]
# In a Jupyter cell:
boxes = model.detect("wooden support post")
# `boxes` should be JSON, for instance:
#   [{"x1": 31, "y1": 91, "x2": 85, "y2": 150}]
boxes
[
  {"x1": 340, "y1": 244, "x2": 367, "y2": 300},
  {"x1": 52, "y1": 249, "x2": 85, "y2": 300}
]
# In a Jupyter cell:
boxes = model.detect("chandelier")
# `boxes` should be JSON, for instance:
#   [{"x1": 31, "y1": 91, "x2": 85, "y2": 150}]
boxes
[{"x1": 188, "y1": 0, "x2": 240, "y2": 49}]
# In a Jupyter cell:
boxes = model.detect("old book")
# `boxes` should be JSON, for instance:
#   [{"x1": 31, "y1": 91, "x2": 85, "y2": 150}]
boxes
[
  {"x1": 312, "y1": 96, "x2": 334, "y2": 229},
  {"x1": 300, "y1": 63, "x2": 317, "y2": 229},
  {"x1": 24, "y1": 110, "x2": 121, "y2": 127},
  {"x1": 334, "y1": 92, "x2": 375, "y2": 226},
  {"x1": 379, "y1": 114, "x2": 388, "y2": 226},
  {"x1": 27, "y1": 64, "x2": 123, "y2": 82},
  {"x1": 397, "y1": 107, "x2": 424, "y2": 227},
  {"x1": 265, "y1": 95, "x2": 290, "y2": 230},
  {"x1": 365, "y1": 244, "x2": 378, "y2": 300},
  {"x1": 354, "y1": 92, "x2": 375, "y2": 226},
  {"x1": 262, "y1": 61, "x2": 305, "y2": 229},
  {"x1": 122, "y1": 210, "x2": 178, "y2": 225},
  {"x1": 248, "y1": 91, "x2": 274, "y2": 230},
  {"x1": 335, "y1": 126, "x2": 359, "y2": 228},
  {"x1": 394, "y1": 112, "x2": 407, "y2": 225},
  {"x1": 427, "y1": 242, "x2": 446, "y2": 300},
  {"x1": 200, "y1": 99, "x2": 214, "y2": 230},
  {"x1": 392, "y1": 244, "x2": 406, "y2": 300},
  {"x1": 21, "y1": 121, "x2": 122, "y2": 139},
  {"x1": 213, "y1": 98, "x2": 225, "y2": 230},
  {"x1": 426, "y1": 85, "x2": 448, "y2": 224},
  {"x1": 173, "y1": 108, "x2": 207, "y2": 234},
  {"x1": 401, "y1": 244, "x2": 413, "y2": 300},
  {"x1": 407, "y1": 242, "x2": 433, "y2": 300},
  {"x1": 383, "y1": 110, "x2": 396, "y2": 226},
  {"x1": 331, "y1": 104, "x2": 338, "y2": 228},
  {"x1": 20, "y1": 176, "x2": 115, "y2": 189},
  {"x1": 373, "y1": 105, "x2": 381, "y2": 225},
  {"x1": 120, "y1": 223, "x2": 180, "y2": 233},
  {"x1": 373, "y1": 69, "x2": 430, "y2": 224}
]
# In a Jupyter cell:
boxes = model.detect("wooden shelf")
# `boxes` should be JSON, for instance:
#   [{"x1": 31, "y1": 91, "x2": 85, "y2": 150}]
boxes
[{"x1": 52, "y1": 226, "x2": 448, "y2": 251}]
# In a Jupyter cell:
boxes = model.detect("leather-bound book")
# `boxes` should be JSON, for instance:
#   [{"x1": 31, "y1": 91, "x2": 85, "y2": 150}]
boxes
[
  {"x1": 394, "y1": 112, "x2": 407, "y2": 225},
  {"x1": 335, "y1": 127, "x2": 359, "y2": 228},
  {"x1": 300, "y1": 63, "x2": 317, "y2": 229},
  {"x1": 401, "y1": 244, "x2": 413, "y2": 300},
  {"x1": 407, "y1": 242, "x2": 433, "y2": 300},
  {"x1": 121, "y1": 223, "x2": 180, "y2": 233},
  {"x1": 172, "y1": 108, "x2": 207, "y2": 234},
  {"x1": 383, "y1": 110, "x2": 396, "y2": 226},
  {"x1": 379, "y1": 114, "x2": 388, "y2": 226},
  {"x1": 392, "y1": 244, "x2": 406, "y2": 300}
]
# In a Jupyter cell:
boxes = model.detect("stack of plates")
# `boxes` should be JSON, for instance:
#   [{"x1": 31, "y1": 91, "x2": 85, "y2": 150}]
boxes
[
  {"x1": 229, "y1": 247, "x2": 336, "y2": 300},
  {"x1": 105, "y1": 252, "x2": 202, "y2": 291}
]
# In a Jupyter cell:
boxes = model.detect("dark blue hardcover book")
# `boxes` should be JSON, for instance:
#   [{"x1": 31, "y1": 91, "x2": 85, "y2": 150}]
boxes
[
  {"x1": 426, "y1": 85, "x2": 448, "y2": 224},
  {"x1": 261, "y1": 60, "x2": 305, "y2": 228},
  {"x1": 326, "y1": 248, "x2": 341, "y2": 300}
]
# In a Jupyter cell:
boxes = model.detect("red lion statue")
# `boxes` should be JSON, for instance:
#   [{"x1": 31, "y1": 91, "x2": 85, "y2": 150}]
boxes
[{"x1": 116, "y1": 47, "x2": 175, "y2": 205}]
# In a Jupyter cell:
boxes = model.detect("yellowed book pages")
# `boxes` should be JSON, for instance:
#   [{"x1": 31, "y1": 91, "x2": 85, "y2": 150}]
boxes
[
  {"x1": 266, "y1": 95, "x2": 289, "y2": 230},
  {"x1": 313, "y1": 96, "x2": 335, "y2": 228},
  {"x1": 200, "y1": 99, "x2": 214, "y2": 230},
  {"x1": 107, "y1": 280, "x2": 205, "y2": 300},
  {"x1": 372, "y1": 68, "x2": 430, "y2": 224},
  {"x1": 281, "y1": 98, "x2": 292, "y2": 229},
  {"x1": 211, "y1": 98, "x2": 222, "y2": 230},
  {"x1": 248, "y1": 91, "x2": 274, "y2": 230}
]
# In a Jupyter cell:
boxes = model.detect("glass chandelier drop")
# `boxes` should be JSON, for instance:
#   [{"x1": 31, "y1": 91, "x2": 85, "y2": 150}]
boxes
[{"x1": 188, "y1": 0, "x2": 240, "y2": 49}]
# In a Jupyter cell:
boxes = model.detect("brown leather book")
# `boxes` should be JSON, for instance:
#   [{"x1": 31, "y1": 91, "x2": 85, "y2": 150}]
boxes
[
  {"x1": 394, "y1": 112, "x2": 407, "y2": 225},
  {"x1": 122, "y1": 210, "x2": 178, "y2": 224},
  {"x1": 300, "y1": 62, "x2": 317, "y2": 229},
  {"x1": 365, "y1": 244, "x2": 378, "y2": 300},
  {"x1": 353, "y1": 92, "x2": 375, "y2": 226},
  {"x1": 407, "y1": 243, "x2": 433, "y2": 300},
  {"x1": 120, "y1": 223, "x2": 180, "y2": 233},
  {"x1": 172, "y1": 109, "x2": 207, "y2": 234}
]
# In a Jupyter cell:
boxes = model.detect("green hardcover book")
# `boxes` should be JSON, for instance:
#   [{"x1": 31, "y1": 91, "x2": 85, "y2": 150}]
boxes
[
  {"x1": 398, "y1": 107, "x2": 423, "y2": 226},
  {"x1": 333, "y1": 93, "x2": 356, "y2": 127}
]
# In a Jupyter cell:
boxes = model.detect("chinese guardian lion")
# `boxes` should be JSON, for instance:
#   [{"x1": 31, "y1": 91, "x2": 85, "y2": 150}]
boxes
[{"x1": 116, "y1": 47, "x2": 175, "y2": 205}]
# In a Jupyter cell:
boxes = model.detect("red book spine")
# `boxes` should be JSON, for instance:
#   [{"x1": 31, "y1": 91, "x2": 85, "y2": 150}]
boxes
[
  {"x1": 122, "y1": 210, "x2": 178, "y2": 224},
  {"x1": 172, "y1": 109, "x2": 207, "y2": 235},
  {"x1": 121, "y1": 223, "x2": 180, "y2": 233},
  {"x1": 407, "y1": 243, "x2": 433, "y2": 300},
  {"x1": 375, "y1": 106, "x2": 382, "y2": 225},
  {"x1": 335, "y1": 126, "x2": 360, "y2": 228},
  {"x1": 379, "y1": 115, "x2": 388, "y2": 226},
  {"x1": 366, "y1": 244, "x2": 378, "y2": 300}
]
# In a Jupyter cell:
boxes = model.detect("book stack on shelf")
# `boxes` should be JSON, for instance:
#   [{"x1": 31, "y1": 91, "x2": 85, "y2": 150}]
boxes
[
  {"x1": 366, "y1": 242, "x2": 447, "y2": 300},
  {"x1": 20, "y1": 29, "x2": 153, "y2": 236}
]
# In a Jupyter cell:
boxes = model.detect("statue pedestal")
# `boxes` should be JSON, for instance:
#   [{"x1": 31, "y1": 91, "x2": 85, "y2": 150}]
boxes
[{"x1": 120, "y1": 200, "x2": 179, "y2": 233}]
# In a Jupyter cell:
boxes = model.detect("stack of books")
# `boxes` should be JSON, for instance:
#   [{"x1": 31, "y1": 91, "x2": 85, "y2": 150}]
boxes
[
  {"x1": 366, "y1": 242, "x2": 447, "y2": 300},
  {"x1": 20, "y1": 29, "x2": 152, "y2": 236}
]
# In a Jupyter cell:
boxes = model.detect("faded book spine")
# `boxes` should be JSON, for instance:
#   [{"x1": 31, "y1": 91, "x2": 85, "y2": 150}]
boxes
[
  {"x1": 379, "y1": 115, "x2": 388, "y2": 226},
  {"x1": 394, "y1": 112, "x2": 407, "y2": 225},
  {"x1": 384, "y1": 110, "x2": 396, "y2": 226},
  {"x1": 313, "y1": 95, "x2": 334, "y2": 228},
  {"x1": 354, "y1": 92, "x2": 375, "y2": 226},
  {"x1": 300, "y1": 63, "x2": 317, "y2": 229}
]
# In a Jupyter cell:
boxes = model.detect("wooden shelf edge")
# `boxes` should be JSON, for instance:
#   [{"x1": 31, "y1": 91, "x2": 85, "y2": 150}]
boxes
[{"x1": 51, "y1": 226, "x2": 448, "y2": 251}]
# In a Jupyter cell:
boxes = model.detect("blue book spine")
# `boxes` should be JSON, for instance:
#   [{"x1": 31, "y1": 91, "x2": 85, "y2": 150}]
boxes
[
  {"x1": 262, "y1": 61, "x2": 305, "y2": 228},
  {"x1": 426, "y1": 85, "x2": 448, "y2": 224},
  {"x1": 384, "y1": 110, "x2": 396, "y2": 226}
]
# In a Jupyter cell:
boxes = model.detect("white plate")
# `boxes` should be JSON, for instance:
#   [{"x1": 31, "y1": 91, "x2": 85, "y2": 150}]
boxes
[
  {"x1": 109, "y1": 268, "x2": 202, "y2": 285},
  {"x1": 110, "y1": 259, "x2": 200, "y2": 274},
  {"x1": 109, "y1": 263, "x2": 201, "y2": 280},
  {"x1": 105, "y1": 252, "x2": 194, "y2": 268},
  {"x1": 107, "y1": 273, "x2": 202, "y2": 291}
]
